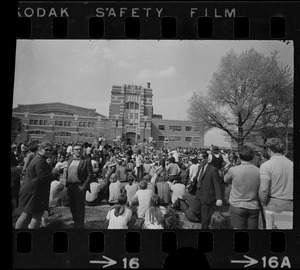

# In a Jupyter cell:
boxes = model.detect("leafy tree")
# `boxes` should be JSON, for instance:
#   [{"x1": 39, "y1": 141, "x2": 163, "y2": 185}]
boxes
[{"x1": 187, "y1": 48, "x2": 293, "y2": 149}]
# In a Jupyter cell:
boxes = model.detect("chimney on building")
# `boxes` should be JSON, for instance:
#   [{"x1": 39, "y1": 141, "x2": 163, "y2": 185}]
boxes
[{"x1": 147, "y1": 82, "x2": 151, "y2": 88}]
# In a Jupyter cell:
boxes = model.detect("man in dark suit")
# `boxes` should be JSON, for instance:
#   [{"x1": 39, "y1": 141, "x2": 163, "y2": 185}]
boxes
[
  {"x1": 65, "y1": 143, "x2": 93, "y2": 228},
  {"x1": 194, "y1": 151, "x2": 223, "y2": 229}
]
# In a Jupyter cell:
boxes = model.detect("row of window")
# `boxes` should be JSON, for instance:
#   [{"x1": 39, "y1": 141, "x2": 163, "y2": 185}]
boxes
[
  {"x1": 29, "y1": 119, "x2": 48, "y2": 126},
  {"x1": 157, "y1": 136, "x2": 201, "y2": 142},
  {"x1": 28, "y1": 130, "x2": 93, "y2": 137},
  {"x1": 78, "y1": 122, "x2": 96, "y2": 128},
  {"x1": 158, "y1": 125, "x2": 198, "y2": 132},
  {"x1": 28, "y1": 119, "x2": 97, "y2": 128}
]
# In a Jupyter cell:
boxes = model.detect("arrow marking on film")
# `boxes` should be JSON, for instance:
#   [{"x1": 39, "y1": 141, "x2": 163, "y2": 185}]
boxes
[
  {"x1": 231, "y1": 255, "x2": 258, "y2": 268},
  {"x1": 90, "y1": 256, "x2": 117, "y2": 268}
]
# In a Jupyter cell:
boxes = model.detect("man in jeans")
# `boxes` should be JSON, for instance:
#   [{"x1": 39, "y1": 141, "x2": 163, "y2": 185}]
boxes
[
  {"x1": 65, "y1": 143, "x2": 93, "y2": 228},
  {"x1": 224, "y1": 146, "x2": 260, "y2": 229}
]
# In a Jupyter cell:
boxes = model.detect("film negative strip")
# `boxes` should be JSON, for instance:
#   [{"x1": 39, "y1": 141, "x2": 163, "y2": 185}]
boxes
[{"x1": 12, "y1": 1, "x2": 299, "y2": 269}]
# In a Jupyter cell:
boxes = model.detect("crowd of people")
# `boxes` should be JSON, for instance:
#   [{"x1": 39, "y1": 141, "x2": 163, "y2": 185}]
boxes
[{"x1": 11, "y1": 137, "x2": 293, "y2": 230}]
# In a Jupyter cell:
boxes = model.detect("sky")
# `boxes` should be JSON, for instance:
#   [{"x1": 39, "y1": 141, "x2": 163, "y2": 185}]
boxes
[{"x1": 12, "y1": 40, "x2": 293, "y2": 147}]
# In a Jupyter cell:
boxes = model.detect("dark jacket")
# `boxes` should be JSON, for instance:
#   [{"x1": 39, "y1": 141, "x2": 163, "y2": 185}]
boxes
[
  {"x1": 65, "y1": 156, "x2": 93, "y2": 192},
  {"x1": 18, "y1": 155, "x2": 57, "y2": 214},
  {"x1": 194, "y1": 164, "x2": 222, "y2": 204}
]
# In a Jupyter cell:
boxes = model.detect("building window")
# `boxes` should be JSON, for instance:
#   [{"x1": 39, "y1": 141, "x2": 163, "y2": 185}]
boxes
[
  {"x1": 34, "y1": 120, "x2": 38, "y2": 125},
  {"x1": 186, "y1": 126, "x2": 192, "y2": 131},
  {"x1": 144, "y1": 122, "x2": 147, "y2": 128},
  {"x1": 158, "y1": 136, "x2": 165, "y2": 141},
  {"x1": 39, "y1": 120, "x2": 43, "y2": 125},
  {"x1": 147, "y1": 122, "x2": 151, "y2": 129},
  {"x1": 126, "y1": 102, "x2": 139, "y2": 110},
  {"x1": 29, "y1": 119, "x2": 34, "y2": 125},
  {"x1": 158, "y1": 125, "x2": 165, "y2": 130},
  {"x1": 59, "y1": 121, "x2": 63, "y2": 126},
  {"x1": 135, "y1": 113, "x2": 139, "y2": 119},
  {"x1": 83, "y1": 122, "x2": 87, "y2": 127},
  {"x1": 116, "y1": 121, "x2": 119, "y2": 127},
  {"x1": 79, "y1": 122, "x2": 82, "y2": 127},
  {"x1": 88, "y1": 122, "x2": 92, "y2": 128},
  {"x1": 193, "y1": 137, "x2": 200, "y2": 142},
  {"x1": 130, "y1": 113, "x2": 133, "y2": 119},
  {"x1": 169, "y1": 125, "x2": 181, "y2": 131},
  {"x1": 185, "y1": 137, "x2": 192, "y2": 142},
  {"x1": 44, "y1": 120, "x2": 47, "y2": 125},
  {"x1": 169, "y1": 136, "x2": 181, "y2": 141}
]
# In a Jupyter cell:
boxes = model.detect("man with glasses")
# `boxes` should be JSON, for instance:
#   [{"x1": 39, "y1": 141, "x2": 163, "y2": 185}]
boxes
[
  {"x1": 193, "y1": 151, "x2": 223, "y2": 230},
  {"x1": 65, "y1": 143, "x2": 93, "y2": 228}
]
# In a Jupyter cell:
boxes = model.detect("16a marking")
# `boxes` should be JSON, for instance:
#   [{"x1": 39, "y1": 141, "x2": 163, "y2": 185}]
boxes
[{"x1": 262, "y1": 256, "x2": 291, "y2": 268}]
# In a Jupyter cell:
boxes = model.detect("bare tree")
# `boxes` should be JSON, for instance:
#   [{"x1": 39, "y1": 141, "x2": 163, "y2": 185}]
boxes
[{"x1": 187, "y1": 48, "x2": 293, "y2": 149}]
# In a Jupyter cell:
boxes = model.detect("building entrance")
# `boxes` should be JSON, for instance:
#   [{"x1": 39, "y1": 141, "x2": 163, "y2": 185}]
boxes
[{"x1": 126, "y1": 132, "x2": 136, "y2": 145}]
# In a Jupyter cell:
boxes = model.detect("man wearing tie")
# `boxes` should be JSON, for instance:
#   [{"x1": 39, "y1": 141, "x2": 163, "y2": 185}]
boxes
[
  {"x1": 194, "y1": 151, "x2": 223, "y2": 229},
  {"x1": 65, "y1": 143, "x2": 93, "y2": 228}
]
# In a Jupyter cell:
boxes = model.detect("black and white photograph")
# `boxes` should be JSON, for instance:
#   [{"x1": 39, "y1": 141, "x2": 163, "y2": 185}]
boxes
[{"x1": 11, "y1": 39, "x2": 293, "y2": 231}]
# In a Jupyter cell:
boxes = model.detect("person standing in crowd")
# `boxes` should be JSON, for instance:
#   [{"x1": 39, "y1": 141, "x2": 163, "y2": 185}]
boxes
[
  {"x1": 224, "y1": 146, "x2": 260, "y2": 229},
  {"x1": 106, "y1": 193, "x2": 133, "y2": 229},
  {"x1": 15, "y1": 141, "x2": 59, "y2": 229},
  {"x1": 143, "y1": 194, "x2": 167, "y2": 229},
  {"x1": 194, "y1": 151, "x2": 223, "y2": 230},
  {"x1": 64, "y1": 143, "x2": 93, "y2": 228},
  {"x1": 126, "y1": 146, "x2": 133, "y2": 164},
  {"x1": 135, "y1": 148, "x2": 144, "y2": 181},
  {"x1": 259, "y1": 138, "x2": 293, "y2": 212},
  {"x1": 11, "y1": 155, "x2": 23, "y2": 212}
]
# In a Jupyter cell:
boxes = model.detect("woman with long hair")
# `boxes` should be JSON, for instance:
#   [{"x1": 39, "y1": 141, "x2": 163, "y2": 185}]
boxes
[
  {"x1": 106, "y1": 193, "x2": 133, "y2": 229},
  {"x1": 143, "y1": 194, "x2": 167, "y2": 229}
]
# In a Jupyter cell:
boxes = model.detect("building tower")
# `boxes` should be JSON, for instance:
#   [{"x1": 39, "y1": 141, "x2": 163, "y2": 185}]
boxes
[{"x1": 109, "y1": 83, "x2": 153, "y2": 145}]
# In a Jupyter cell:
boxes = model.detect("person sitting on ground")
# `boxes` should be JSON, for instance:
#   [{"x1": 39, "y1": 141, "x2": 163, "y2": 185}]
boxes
[
  {"x1": 170, "y1": 176, "x2": 186, "y2": 206},
  {"x1": 179, "y1": 164, "x2": 189, "y2": 185},
  {"x1": 172, "y1": 190, "x2": 201, "y2": 223},
  {"x1": 143, "y1": 174, "x2": 155, "y2": 194},
  {"x1": 108, "y1": 173, "x2": 122, "y2": 205},
  {"x1": 85, "y1": 178, "x2": 106, "y2": 206},
  {"x1": 106, "y1": 193, "x2": 133, "y2": 229},
  {"x1": 166, "y1": 157, "x2": 181, "y2": 182},
  {"x1": 143, "y1": 194, "x2": 167, "y2": 229},
  {"x1": 130, "y1": 180, "x2": 154, "y2": 219},
  {"x1": 116, "y1": 159, "x2": 127, "y2": 182},
  {"x1": 124, "y1": 174, "x2": 139, "y2": 203},
  {"x1": 156, "y1": 172, "x2": 171, "y2": 205},
  {"x1": 209, "y1": 210, "x2": 231, "y2": 229},
  {"x1": 163, "y1": 208, "x2": 181, "y2": 229}
]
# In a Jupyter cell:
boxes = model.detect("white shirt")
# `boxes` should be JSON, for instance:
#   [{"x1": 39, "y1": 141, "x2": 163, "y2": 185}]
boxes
[
  {"x1": 144, "y1": 206, "x2": 167, "y2": 229},
  {"x1": 49, "y1": 180, "x2": 64, "y2": 207},
  {"x1": 259, "y1": 155, "x2": 293, "y2": 200},
  {"x1": 86, "y1": 182, "x2": 104, "y2": 202},
  {"x1": 109, "y1": 181, "x2": 122, "y2": 203},
  {"x1": 170, "y1": 183, "x2": 186, "y2": 204},
  {"x1": 131, "y1": 189, "x2": 154, "y2": 218},
  {"x1": 189, "y1": 164, "x2": 200, "y2": 181},
  {"x1": 106, "y1": 207, "x2": 132, "y2": 229}
]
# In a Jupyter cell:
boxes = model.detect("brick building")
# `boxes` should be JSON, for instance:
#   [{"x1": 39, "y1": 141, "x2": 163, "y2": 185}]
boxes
[{"x1": 12, "y1": 84, "x2": 204, "y2": 147}]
